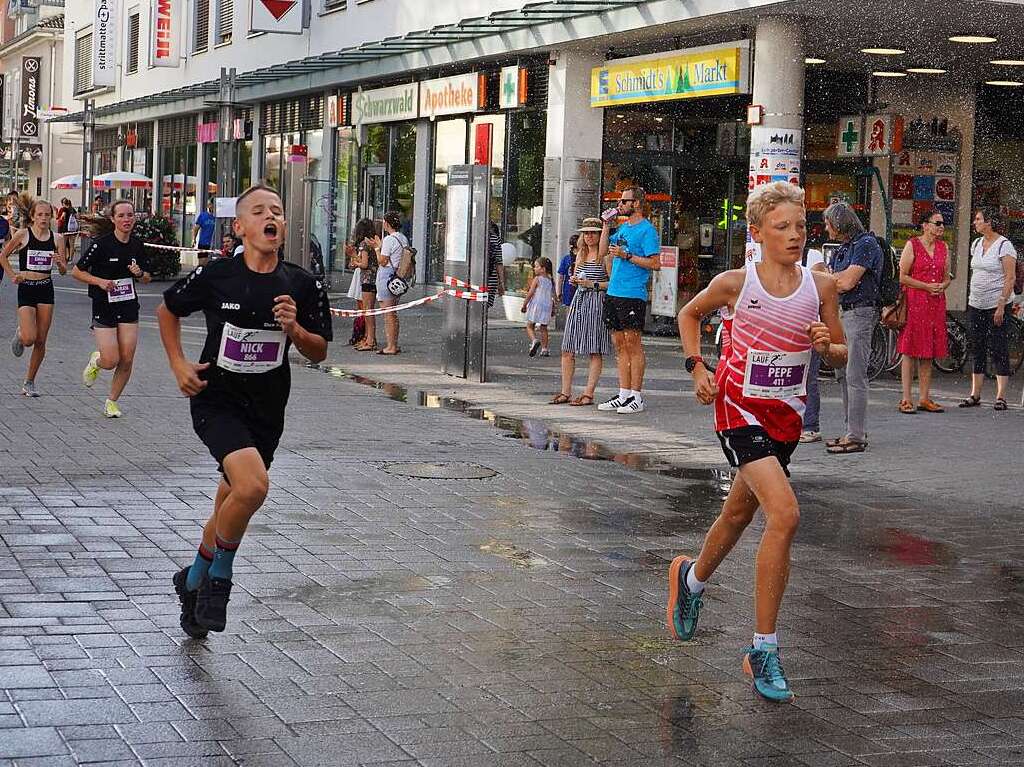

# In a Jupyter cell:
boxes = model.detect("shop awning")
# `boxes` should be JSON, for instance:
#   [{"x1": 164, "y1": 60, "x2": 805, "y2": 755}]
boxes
[{"x1": 51, "y1": 0, "x2": 639, "y2": 124}]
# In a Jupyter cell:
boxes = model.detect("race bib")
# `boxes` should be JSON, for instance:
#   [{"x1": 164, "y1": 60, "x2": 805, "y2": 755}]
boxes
[
  {"x1": 742, "y1": 349, "x2": 810, "y2": 400},
  {"x1": 216, "y1": 323, "x2": 286, "y2": 374},
  {"x1": 107, "y1": 278, "x2": 136, "y2": 303},
  {"x1": 26, "y1": 250, "x2": 53, "y2": 271}
]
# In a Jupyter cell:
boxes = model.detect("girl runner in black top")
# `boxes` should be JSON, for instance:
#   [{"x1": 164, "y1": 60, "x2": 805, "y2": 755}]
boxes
[
  {"x1": 157, "y1": 184, "x2": 332, "y2": 637},
  {"x1": 71, "y1": 199, "x2": 151, "y2": 418},
  {"x1": 0, "y1": 195, "x2": 68, "y2": 397}
]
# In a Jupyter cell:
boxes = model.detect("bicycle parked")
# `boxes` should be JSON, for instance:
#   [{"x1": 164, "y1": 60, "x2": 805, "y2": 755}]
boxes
[{"x1": 933, "y1": 308, "x2": 1024, "y2": 379}]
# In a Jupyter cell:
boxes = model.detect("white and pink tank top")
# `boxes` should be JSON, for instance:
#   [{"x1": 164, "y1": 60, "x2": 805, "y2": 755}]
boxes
[{"x1": 714, "y1": 260, "x2": 821, "y2": 443}]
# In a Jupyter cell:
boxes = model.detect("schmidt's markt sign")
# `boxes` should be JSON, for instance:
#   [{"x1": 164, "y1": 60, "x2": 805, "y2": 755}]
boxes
[{"x1": 590, "y1": 41, "x2": 751, "y2": 108}]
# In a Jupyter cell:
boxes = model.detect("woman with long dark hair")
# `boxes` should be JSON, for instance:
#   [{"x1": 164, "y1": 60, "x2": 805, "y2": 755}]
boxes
[
  {"x1": 351, "y1": 217, "x2": 380, "y2": 351},
  {"x1": 0, "y1": 194, "x2": 67, "y2": 396},
  {"x1": 72, "y1": 200, "x2": 152, "y2": 418}
]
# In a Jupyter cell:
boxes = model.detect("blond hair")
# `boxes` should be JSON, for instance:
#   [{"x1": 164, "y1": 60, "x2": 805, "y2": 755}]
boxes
[{"x1": 746, "y1": 182, "x2": 805, "y2": 228}]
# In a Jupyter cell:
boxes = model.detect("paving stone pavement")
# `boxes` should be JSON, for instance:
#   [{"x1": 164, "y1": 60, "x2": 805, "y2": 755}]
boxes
[{"x1": 0, "y1": 279, "x2": 1023, "y2": 766}]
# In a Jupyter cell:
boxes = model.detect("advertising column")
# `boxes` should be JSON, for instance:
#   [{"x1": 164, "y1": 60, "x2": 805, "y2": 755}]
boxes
[{"x1": 746, "y1": 17, "x2": 805, "y2": 259}]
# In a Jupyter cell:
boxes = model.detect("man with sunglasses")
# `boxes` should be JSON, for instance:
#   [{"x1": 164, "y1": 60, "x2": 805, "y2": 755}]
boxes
[{"x1": 597, "y1": 186, "x2": 661, "y2": 414}]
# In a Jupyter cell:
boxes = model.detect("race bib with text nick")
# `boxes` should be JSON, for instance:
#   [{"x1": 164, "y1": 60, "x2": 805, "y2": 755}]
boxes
[{"x1": 216, "y1": 323, "x2": 287, "y2": 374}]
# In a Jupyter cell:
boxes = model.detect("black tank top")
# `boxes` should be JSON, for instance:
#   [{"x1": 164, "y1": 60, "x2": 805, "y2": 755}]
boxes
[{"x1": 19, "y1": 228, "x2": 56, "y2": 274}]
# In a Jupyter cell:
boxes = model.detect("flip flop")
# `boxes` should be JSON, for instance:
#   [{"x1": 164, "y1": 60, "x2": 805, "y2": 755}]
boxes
[
  {"x1": 826, "y1": 440, "x2": 867, "y2": 454},
  {"x1": 377, "y1": 349, "x2": 400, "y2": 356},
  {"x1": 958, "y1": 395, "x2": 981, "y2": 408}
]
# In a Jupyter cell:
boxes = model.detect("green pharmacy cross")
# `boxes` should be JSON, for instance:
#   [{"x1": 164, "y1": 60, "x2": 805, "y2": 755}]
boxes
[
  {"x1": 841, "y1": 120, "x2": 861, "y2": 154},
  {"x1": 503, "y1": 74, "x2": 516, "y2": 104}
]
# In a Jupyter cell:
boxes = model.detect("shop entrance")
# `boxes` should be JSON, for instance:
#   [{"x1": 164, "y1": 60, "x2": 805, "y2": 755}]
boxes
[{"x1": 362, "y1": 164, "x2": 387, "y2": 221}]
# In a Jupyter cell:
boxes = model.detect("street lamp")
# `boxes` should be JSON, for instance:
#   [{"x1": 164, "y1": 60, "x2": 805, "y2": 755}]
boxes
[{"x1": 81, "y1": 99, "x2": 96, "y2": 211}]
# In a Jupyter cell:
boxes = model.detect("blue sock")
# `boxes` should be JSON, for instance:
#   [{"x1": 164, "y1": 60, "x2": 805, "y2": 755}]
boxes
[
  {"x1": 185, "y1": 543, "x2": 214, "y2": 591},
  {"x1": 207, "y1": 535, "x2": 241, "y2": 581}
]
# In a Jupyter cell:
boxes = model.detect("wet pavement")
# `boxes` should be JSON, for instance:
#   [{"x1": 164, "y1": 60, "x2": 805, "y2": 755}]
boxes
[{"x1": 0, "y1": 279, "x2": 1023, "y2": 765}]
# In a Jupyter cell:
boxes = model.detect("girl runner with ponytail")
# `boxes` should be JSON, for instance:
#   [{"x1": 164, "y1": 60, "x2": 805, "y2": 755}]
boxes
[
  {"x1": 71, "y1": 199, "x2": 151, "y2": 418},
  {"x1": 0, "y1": 194, "x2": 68, "y2": 397}
]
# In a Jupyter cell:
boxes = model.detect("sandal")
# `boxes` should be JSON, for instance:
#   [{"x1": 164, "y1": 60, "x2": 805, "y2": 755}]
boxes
[
  {"x1": 958, "y1": 395, "x2": 981, "y2": 408},
  {"x1": 826, "y1": 440, "x2": 867, "y2": 454},
  {"x1": 377, "y1": 349, "x2": 401, "y2": 355},
  {"x1": 569, "y1": 394, "x2": 594, "y2": 406},
  {"x1": 549, "y1": 393, "x2": 571, "y2": 405},
  {"x1": 898, "y1": 399, "x2": 917, "y2": 414},
  {"x1": 995, "y1": 398, "x2": 1008, "y2": 411},
  {"x1": 917, "y1": 399, "x2": 944, "y2": 413},
  {"x1": 825, "y1": 437, "x2": 844, "y2": 448}
]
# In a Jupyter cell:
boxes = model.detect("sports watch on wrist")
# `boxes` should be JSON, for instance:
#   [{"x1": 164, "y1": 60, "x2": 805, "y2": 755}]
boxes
[{"x1": 684, "y1": 355, "x2": 705, "y2": 374}]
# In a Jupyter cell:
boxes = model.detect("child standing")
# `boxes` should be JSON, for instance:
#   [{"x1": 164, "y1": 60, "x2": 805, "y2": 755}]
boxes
[{"x1": 521, "y1": 257, "x2": 554, "y2": 357}]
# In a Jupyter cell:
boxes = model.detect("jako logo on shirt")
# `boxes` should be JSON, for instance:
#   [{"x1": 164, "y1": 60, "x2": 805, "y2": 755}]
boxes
[{"x1": 221, "y1": 303, "x2": 241, "y2": 310}]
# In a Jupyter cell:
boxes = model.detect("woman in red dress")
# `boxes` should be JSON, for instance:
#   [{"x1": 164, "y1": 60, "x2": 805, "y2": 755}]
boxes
[{"x1": 896, "y1": 209, "x2": 950, "y2": 414}]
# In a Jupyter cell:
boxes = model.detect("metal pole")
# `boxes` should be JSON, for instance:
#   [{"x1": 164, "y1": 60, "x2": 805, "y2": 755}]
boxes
[
  {"x1": 213, "y1": 67, "x2": 236, "y2": 248},
  {"x1": 80, "y1": 99, "x2": 95, "y2": 211}
]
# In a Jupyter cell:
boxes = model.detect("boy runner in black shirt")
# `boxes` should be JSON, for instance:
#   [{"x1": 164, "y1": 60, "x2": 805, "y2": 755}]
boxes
[{"x1": 157, "y1": 185, "x2": 332, "y2": 636}]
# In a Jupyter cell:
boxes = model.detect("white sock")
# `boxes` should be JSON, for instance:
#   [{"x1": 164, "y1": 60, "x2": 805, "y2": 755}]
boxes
[
  {"x1": 618, "y1": 387, "x2": 630, "y2": 400},
  {"x1": 631, "y1": 390, "x2": 643, "y2": 403},
  {"x1": 753, "y1": 632, "x2": 778, "y2": 650},
  {"x1": 685, "y1": 565, "x2": 706, "y2": 594}
]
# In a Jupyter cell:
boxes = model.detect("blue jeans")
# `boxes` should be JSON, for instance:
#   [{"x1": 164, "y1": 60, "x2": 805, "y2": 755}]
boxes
[{"x1": 803, "y1": 350, "x2": 822, "y2": 432}]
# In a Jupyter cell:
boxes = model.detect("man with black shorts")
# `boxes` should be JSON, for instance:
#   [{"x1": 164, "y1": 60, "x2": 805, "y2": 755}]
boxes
[
  {"x1": 597, "y1": 186, "x2": 661, "y2": 414},
  {"x1": 157, "y1": 185, "x2": 332, "y2": 637}
]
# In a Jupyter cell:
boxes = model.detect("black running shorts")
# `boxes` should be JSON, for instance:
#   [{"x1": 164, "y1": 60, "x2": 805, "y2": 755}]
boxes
[
  {"x1": 17, "y1": 279, "x2": 54, "y2": 307},
  {"x1": 717, "y1": 425, "x2": 798, "y2": 477},
  {"x1": 603, "y1": 295, "x2": 647, "y2": 332},
  {"x1": 191, "y1": 398, "x2": 282, "y2": 473},
  {"x1": 91, "y1": 300, "x2": 140, "y2": 328}
]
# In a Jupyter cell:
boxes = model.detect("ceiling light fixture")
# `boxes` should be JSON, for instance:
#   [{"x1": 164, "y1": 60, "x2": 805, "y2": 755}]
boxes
[
  {"x1": 861, "y1": 48, "x2": 906, "y2": 55},
  {"x1": 906, "y1": 68, "x2": 947, "y2": 74},
  {"x1": 949, "y1": 35, "x2": 997, "y2": 44},
  {"x1": 805, "y1": 57, "x2": 826, "y2": 65},
  {"x1": 991, "y1": 59, "x2": 1024, "y2": 66},
  {"x1": 872, "y1": 71, "x2": 909, "y2": 77},
  {"x1": 985, "y1": 80, "x2": 1024, "y2": 86}
]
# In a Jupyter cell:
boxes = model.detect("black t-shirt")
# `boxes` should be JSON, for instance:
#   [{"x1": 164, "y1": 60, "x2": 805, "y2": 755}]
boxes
[
  {"x1": 77, "y1": 234, "x2": 148, "y2": 303},
  {"x1": 162, "y1": 255, "x2": 333, "y2": 418}
]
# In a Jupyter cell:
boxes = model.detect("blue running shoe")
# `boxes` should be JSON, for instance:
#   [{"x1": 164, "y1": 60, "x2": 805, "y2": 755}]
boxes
[
  {"x1": 666, "y1": 555, "x2": 703, "y2": 641},
  {"x1": 742, "y1": 644, "x2": 794, "y2": 702}
]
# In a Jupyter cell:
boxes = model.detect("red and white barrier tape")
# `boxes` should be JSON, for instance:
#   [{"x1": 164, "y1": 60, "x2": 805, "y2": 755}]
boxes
[
  {"x1": 443, "y1": 275, "x2": 488, "y2": 292},
  {"x1": 331, "y1": 276, "x2": 488, "y2": 318},
  {"x1": 143, "y1": 242, "x2": 222, "y2": 255}
]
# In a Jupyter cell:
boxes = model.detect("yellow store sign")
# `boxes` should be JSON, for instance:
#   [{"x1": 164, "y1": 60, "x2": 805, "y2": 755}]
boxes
[{"x1": 591, "y1": 41, "x2": 751, "y2": 108}]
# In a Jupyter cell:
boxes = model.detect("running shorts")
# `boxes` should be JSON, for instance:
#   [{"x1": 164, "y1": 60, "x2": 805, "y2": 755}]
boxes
[
  {"x1": 717, "y1": 425, "x2": 798, "y2": 477},
  {"x1": 17, "y1": 279, "x2": 54, "y2": 307},
  {"x1": 603, "y1": 295, "x2": 647, "y2": 332},
  {"x1": 191, "y1": 398, "x2": 282, "y2": 473},
  {"x1": 91, "y1": 300, "x2": 140, "y2": 328}
]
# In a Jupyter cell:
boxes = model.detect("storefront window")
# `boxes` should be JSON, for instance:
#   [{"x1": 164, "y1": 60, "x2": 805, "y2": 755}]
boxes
[
  {"x1": 332, "y1": 126, "x2": 358, "y2": 274},
  {"x1": 390, "y1": 123, "x2": 416, "y2": 237},
  {"x1": 504, "y1": 110, "x2": 545, "y2": 293},
  {"x1": 430, "y1": 119, "x2": 468, "y2": 281},
  {"x1": 159, "y1": 144, "x2": 198, "y2": 246}
]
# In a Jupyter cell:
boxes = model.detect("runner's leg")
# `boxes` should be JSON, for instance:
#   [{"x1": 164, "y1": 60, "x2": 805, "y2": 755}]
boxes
[
  {"x1": 16, "y1": 306, "x2": 38, "y2": 349},
  {"x1": 210, "y1": 448, "x2": 270, "y2": 573},
  {"x1": 735, "y1": 457, "x2": 800, "y2": 635},
  {"x1": 186, "y1": 479, "x2": 229, "y2": 591},
  {"x1": 93, "y1": 327, "x2": 120, "y2": 370},
  {"x1": 109, "y1": 323, "x2": 139, "y2": 401},
  {"x1": 25, "y1": 304, "x2": 53, "y2": 382},
  {"x1": 692, "y1": 471, "x2": 760, "y2": 582}
]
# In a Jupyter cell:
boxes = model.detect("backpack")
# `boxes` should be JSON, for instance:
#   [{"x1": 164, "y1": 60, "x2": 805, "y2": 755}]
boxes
[
  {"x1": 875, "y1": 235, "x2": 901, "y2": 307},
  {"x1": 397, "y1": 245, "x2": 417, "y2": 285}
]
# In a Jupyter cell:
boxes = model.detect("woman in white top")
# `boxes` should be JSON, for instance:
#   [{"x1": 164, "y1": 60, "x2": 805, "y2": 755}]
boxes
[
  {"x1": 960, "y1": 208, "x2": 1018, "y2": 411},
  {"x1": 374, "y1": 211, "x2": 408, "y2": 355}
]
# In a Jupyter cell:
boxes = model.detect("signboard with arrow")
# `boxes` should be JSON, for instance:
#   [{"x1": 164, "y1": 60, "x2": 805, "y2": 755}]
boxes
[{"x1": 250, "y1": 0, "x2": 304, "y2": 34}]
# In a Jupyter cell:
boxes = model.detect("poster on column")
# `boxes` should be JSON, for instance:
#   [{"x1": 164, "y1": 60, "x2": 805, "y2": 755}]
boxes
[
  {"x1": 92, "y1": 0, "x2": 118, "y2": 87},
  {"x1": 560, "y1": 158, "x2": 601, "y2": 234},
  {"x1": 540, "y1": 157, "x2": 561, "y2": 260},
  {"x1": 748, "y1": 126, "x2": 801, "y2": 189},
  {"x1": 151, "y1": 0, "x2": 181, "y2": 68}
]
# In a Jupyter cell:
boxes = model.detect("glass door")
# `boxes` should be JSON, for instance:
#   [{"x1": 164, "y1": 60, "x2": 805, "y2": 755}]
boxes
[{"x1": 362, "y1": 164, "x2": 387, "y2": 221}]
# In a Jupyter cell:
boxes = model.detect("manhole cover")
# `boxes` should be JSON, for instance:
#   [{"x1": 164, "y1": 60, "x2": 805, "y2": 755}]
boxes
[{"x1": 382, "y1": 462, "x2": 498, "y2": 480}]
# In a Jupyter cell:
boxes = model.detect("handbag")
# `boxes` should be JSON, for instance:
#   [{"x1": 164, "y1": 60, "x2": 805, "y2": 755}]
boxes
[
  {"x1": 387, "y1": 274, "x2": 409, "y2": 297},
  {"x1": 880, "y1": 291, "x2": 908, "y2": 330}
]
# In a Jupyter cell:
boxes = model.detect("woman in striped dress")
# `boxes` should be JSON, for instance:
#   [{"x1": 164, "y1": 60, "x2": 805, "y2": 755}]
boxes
[{"x1": 551, "y1": 218, "x2": 612, "y2": 406}]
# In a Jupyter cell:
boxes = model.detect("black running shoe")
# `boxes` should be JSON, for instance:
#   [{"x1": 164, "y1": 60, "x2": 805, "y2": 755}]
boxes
[
  {"x1": 194, "y1": 576, "x2": 233, "y2": 632},
  {"x1": 172, "y1": 567, "x2": 208, "y2": 640}
]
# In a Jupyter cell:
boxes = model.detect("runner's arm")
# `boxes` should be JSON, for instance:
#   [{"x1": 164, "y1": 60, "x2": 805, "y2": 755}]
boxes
[
  {"x1": 55, "y1": 233, "x2": 68, "y2": 274},
  {"x1": 678, "y1": 270, "x2": 744, "y2": 404},
  {"x1": 812, "y1": 272, "x2": 848, "y2": 368},
  {"x1": 0, "y1": 229, "x2": 26, "y2": 280},
  {"x1": 156, "y1": 302, "x2": 209, "y2": 396},
  {"x1": 273, "y1": 294, "x2": 328, "y2": 363}
]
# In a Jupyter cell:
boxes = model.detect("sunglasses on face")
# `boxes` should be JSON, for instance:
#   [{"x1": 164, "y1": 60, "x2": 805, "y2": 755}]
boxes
[
  {"x1": 930, "y1": 220, "x2": 945, "y2": 226},
  {"x1": 618, "y1": 198, "x2": 635, "y2": 205}
]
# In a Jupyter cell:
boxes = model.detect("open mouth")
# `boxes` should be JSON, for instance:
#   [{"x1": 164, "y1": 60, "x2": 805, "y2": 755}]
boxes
[{"x1": 263, "y1": 223, "x2": 279, "y2": 237}]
